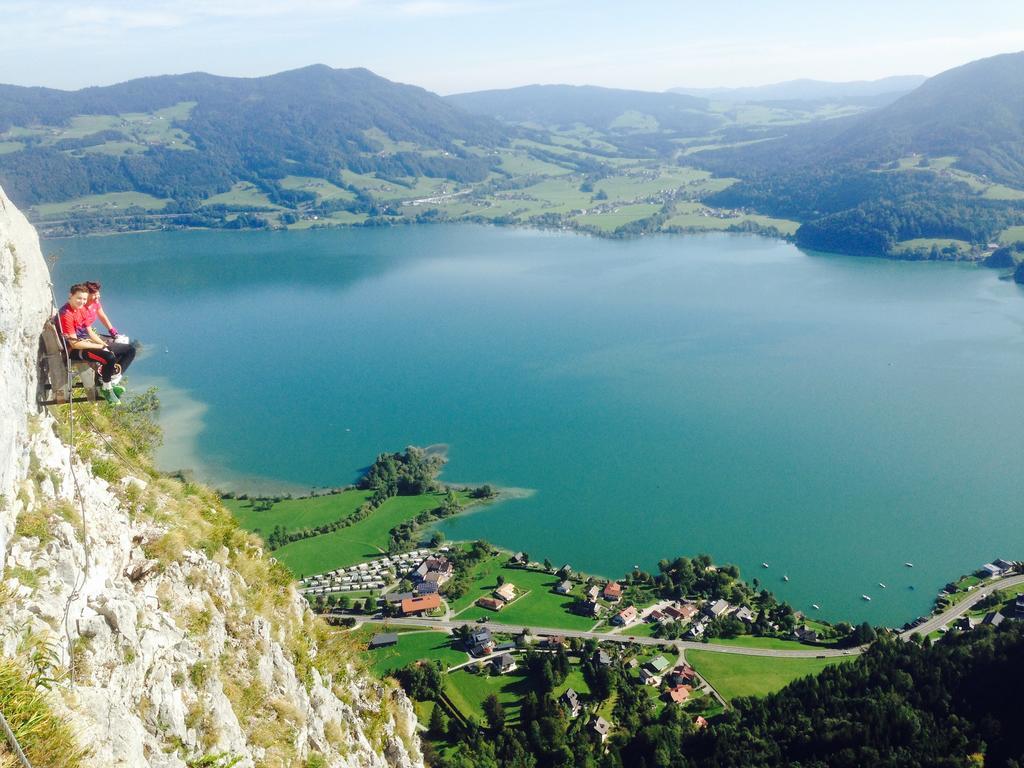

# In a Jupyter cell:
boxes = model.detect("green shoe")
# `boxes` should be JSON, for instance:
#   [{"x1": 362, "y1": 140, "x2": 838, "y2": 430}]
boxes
[
  {"x1": 112, "y1": 384, "x2": 126, "y2": 398},
  {"x1": 100, "y1": 387, "x2": 121, "y2": 406}
]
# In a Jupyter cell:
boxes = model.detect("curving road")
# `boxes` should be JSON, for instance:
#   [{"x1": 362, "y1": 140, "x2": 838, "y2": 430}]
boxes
[{"x1": 898, "y1": 573, "x2": 1024, "y2": 640}]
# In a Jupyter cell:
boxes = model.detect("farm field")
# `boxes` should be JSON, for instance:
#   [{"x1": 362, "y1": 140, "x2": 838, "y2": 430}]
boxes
[
  {"x1": 575, "y1": 204, "x2": 660, "y2": 233},
  {"x1": 31, "y1": 191, "x2": 170, "y2": 219},
  {"x1": 279, "y1": 175, "x2": 356, "y2": 202},
  {"x1": 1000, "y1": 226, "x2": 1024, "y2": 244},
  {"x1": 203, "y1": 182, "x2": 280, "y2": 209},
  {"x1": 687, "y1": 649, "x2": 850, "y2": 701},
  {"x1": 453, "y1": 566, "x2": 597, "y2": 631},
  {"x1": 363, "y1": 631, "x2": 467, "y2": 676},
  {"x1": 271, "y1": 491, "x2": 469, "y2": 576},
  {"x1": 444, "y1": 668, "x2": 532, "y2": 724},
  {"x1": 224, "y1": 489, "x2": 373, "y2": 534},
  {"x1": 706, "y1": 635, "x2": 822, "y2": 651}
]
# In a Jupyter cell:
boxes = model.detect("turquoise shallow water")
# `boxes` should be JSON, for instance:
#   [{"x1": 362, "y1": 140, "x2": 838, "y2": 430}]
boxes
[{"x1": 49, "y1": 225, "x2": 1024, "y2": 626}]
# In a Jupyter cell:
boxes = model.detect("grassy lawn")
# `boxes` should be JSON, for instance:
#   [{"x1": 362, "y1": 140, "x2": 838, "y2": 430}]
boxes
[
  {"x1": 224, "y1": 489, "x2": 373, "y2": 534},
  {"x1": 453, "y1": 566, "x2": 598, "y2": 631},
  {"x1": 687, "y1": 650, "x2": 850, "y2": 701},
  {"x1": 444, "y1": 668, "x2": 533, "y2": 724},
  {"x1": 204, "y1": 182, "x2": 280, "y2": 208},
  {"x1": 664, "y1": 205, "x2": 798, "y2": 234},
  {"x1": 31, "y1": 191, "x2": 170, "y2": 219},
  {"x1": 575, "y1": 204, "x2": 660, "y2": 233},
  {"x1": 279, "y1": 175, "x2": 356, "y2": 202},
  {"x1": 362, "y1": 631, "x2": 467, "y2": 676},
  {"x1": 894, "y1": 237, "x2": 972, "y2": 253},
  {"x1": 552, "y1": 668, "x2": 592, "y2": 699},
  {"x1": 1000, "y1": 226, "x2": 1024, "y2": 244},
  {"x1": 271, "y1": 491, "x2": 468, "y2": 576}
]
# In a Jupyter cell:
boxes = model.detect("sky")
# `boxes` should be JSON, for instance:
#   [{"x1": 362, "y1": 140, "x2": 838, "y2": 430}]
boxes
[{"x1": 2, "y1": 0, "x2": 1023, "y2": 94}]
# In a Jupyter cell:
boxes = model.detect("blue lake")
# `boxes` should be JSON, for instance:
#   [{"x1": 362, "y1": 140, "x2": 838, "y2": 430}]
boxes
[{"x1": 48, "y1": 225, "x2": 1024, "y2": 625}]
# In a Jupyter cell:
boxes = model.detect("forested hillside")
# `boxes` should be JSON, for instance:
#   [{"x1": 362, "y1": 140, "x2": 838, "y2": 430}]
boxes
[
  {"x1": 0, "y1": 65, "x2": 508, "y2": 206},
  {"x1": 695, "y1": 52, "x2": 1024, "y2": 258}
]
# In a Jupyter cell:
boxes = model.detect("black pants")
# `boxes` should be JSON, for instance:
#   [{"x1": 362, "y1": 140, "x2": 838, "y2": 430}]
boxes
[{"x1": 68, "y1": 343, "x2": 135, "y2": 383}]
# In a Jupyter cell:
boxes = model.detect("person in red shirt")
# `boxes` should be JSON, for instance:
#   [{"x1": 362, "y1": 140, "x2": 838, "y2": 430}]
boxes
[{"x1": 58, "y1": 283, "x2": 135, "y2": 405}]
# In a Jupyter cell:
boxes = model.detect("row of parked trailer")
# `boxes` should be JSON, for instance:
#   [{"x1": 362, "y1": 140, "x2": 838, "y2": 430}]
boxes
[{"x1": 298, "y1": 548, "x2": 448, "y2": 596}]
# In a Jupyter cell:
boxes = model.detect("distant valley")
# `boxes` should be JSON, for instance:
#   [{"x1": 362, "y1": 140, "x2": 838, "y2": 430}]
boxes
[{"x1": 2, "y1": 55, "x2": 1023, "y2": 264}]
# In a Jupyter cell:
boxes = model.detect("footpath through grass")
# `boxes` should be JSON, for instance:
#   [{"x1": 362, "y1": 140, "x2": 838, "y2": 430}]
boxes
[{"x1": 687, "y1": 649, "x2": 850, "y2": 701}]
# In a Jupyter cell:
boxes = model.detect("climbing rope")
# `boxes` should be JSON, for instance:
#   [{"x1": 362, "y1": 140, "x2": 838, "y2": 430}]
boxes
[
  {"x1": 0, "y1": 709, "x2": 33, "y2": 768},
  {"x1": 45, "y1": 288, "x2": 91, "y2": 687}
]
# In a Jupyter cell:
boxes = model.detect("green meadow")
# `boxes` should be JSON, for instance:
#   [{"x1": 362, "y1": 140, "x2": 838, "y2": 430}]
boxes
[
  {"x1": 363, "y1": 631, "x2": 467, "y2": 676},
  {"x1": 223, "y1": 489, "x2": 373, "y2": 533},
  {"x1": 268, "y1": 491, "x2": 471, "y2": 576},
  {"x1": 687, "y1": 650, "x2": 849, "y2": 701},
  {"x1": 453, "y1": 565, "x2": 597, "y2": 631},
  {"x1": 31, "y1": 191, "x2": 171, "y2": 219}
]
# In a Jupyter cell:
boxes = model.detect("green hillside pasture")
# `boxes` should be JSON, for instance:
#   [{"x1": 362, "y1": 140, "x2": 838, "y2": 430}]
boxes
[
  {"x1": 362, "y1": 127, "x2": 423, "y2": 153},
  {"x1": 517, "y1": 178, "x2": 593, "y2": 213},
  {"x1": 687, "y1": 649, "x2": 850, "y2": 701},
  {"x1": 444, "y1": 668, "x2": 533, "y2": 723},
  {"x1": 31, "y1": 191, "x2": 170, "y2": 220},
  {"x1": 608, "y1": 110, "x2": 659, "y2": 131},
  {"x1": 364, "y1": 631, "x2": 467, "y2": 676},
  {"x1": 575, "y1": 204, "x2": 660, "y2": 233},
  {"x1": 665, "y1": 205, "x2": 798, "y2": 235},
  {"x1": 983, "y1": 183, "x2": 1024, "y2": 201},
  {"x1": 894, "y1": 238, "x2": 972, "y2": 254},
  {"x1": 594, "y1": 167, "x2": 712, "y2": 201},
  {"x1": 224, "y1": 489, "x2": 373, "y2": 535},
  {"x1": 416, "y1": 198, "x2": 530, "y2": 221},
  {"x1": 203, "y1": 182, "x2": 280, "y2": 209},
  {"x1": 496, "y1": 150, "x2": 573, "y2": 177},
  {"x1": 272, "y1": 492, "x2": 467, "y2": 576},
  {"x1": 279, "y1": 175, "x2": 356, "y2": 202},
  {"x1": 453, "y1": 566, "x2": 597, "y2": 631},
  {"x1": 999, "y1": 226, "x2": 1024, "y2": 244}
]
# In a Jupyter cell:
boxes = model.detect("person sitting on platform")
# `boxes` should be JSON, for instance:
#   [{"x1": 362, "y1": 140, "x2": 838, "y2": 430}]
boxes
[
  {"x1": 83, "y1": 281, "x2": 121, "y2": 340},
  {"x1": 58, "y1": 283, "x2": 136, "y2": 405}
]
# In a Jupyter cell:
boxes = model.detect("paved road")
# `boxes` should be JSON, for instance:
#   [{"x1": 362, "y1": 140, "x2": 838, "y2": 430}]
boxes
[
  {"x1": 329, "y1": 613, "x2": 855, "y2": 657},
  {"x1": 899, "y1": 573, "x2": 1024, "y2": 640}
]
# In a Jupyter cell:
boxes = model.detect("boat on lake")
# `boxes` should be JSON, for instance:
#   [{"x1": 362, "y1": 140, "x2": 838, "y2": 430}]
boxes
[
  {"x1": 905, "y1": 562, "x2": 914, "y2": 567},
  {"x1": 879, "y1": 583, "x2": 887, "y2": 588},
  {"x1": 783, "y1": 575, "x2": 789, "y2": 582},
  {"x1": 762, "y1": 562, "x2": 769, "y2": 568},
  {"x1": 862, "y1": 594, "x2": 872, "y2": 601},
  {"x1": 812, "y1": 604, "x2": 820, "y2": 610}
]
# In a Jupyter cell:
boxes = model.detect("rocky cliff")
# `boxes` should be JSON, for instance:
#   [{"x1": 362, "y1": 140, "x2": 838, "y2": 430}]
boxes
[{"x1": 0, "y1": 185, "x2": 424, "y2": 768}]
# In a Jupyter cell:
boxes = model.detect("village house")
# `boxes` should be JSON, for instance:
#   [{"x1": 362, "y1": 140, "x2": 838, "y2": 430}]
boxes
[
  {"x1": 665, "y1": 603, "x2": 698, "y2": 622},
  {"x1": 368, "y1": 633, "x2": 398, "y2": 650},
  {"x1": 952, "y1": 616, "x2": 975, "y2": 631},
  {"x1": 792, "y1": 626, "x2": 818, "y2": 644},
  {"x1": 587, "y1": 585, "x2": 601, "y2": 601},
  {"x1": 590, "y1": 716, "x2": 611, "y2": 742},
  {"x1": 509, "y1": 552, "x2": 528, "y2": 566},
  {"x1": 983, "y1": 611, "x2": 1006, "y2": 627},
  {"x1": 688, "y1": 621, "x2": 706, "y2": 639},
  {"x1": 476, "y1": 596, "x2": 504, "y2": 611},
  {"x1": 646, "y1": 609, "x2": 666, "y2": 623},
  {"x1": 1014, "y1": 595, "x2": 1024, "y2": 619},
  {"x1": 993, "y1": 558, "x2": 1016, "y2": 572},
  {"x1": 980, "y1": 563, "x2": 1005, "y2": 578},
  {"x1": 558, "y1": 564, "x2": 573, "y2": 577},
  {"x1": 561, "y1": 688, "x2": 581, "y2": 718},
  {"x1": 493, "y1": 653, "x2": 517, "y2": 675},
  {"x1": 469, "y1": 628, "x2": 494, "y2": 656},
  {"x1": 415, "y1": 580, "x2": 439, "y2": 595},
  {"x1": 639, "y1": 667, "x2": 661, "y2": 686},
  {"x1": 401, "y1": 593, "x2": 441, "y2": 616},
  {"x1": 612, "y1": 605, "x2": 638, "y2": 626},
  {"x1": 383, "y1": 591, "x2": 414, "y2": 605},
  {"x1": 594, "y1": 649, "x2": 613, "y2": 667},
  {"x1": 603, "y1": 582, "x2": 623, "y2": 602},
  {"x1": 540, "y1": 636, "x2": 566, "y2": 649},
  {"x1": 735, "y1": 606, "x2": 755, "y2": 624},
  {"x1": 667, "y1": 664, "x2": 698, "y2": 687},
  {"x1": 555, "y1": 580, "x2": 573, "y2": 595},
  {"x1": 578, "y1": 598, "x2": 603, "y2": 618},
  {"x1": 694, "y1": 715, "x2": 709, "y2": 730},
  {"x1": 494, "y1": 582, "x2": 517, "y2": 602},
  {"x1": 666, "y1": 685, "x2": 692, "y2": 704},
  {"x1": 646, "y1": 656, "x2": 670, "y2": 674},
  {"x1": 704, "y1": 599, "x2": 730, "y2": 619}
]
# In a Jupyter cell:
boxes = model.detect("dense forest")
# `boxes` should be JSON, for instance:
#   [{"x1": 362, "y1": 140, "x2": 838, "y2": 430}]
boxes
[{"x1": 419, "y1": 623, "x2": 1024, "y2": 768}]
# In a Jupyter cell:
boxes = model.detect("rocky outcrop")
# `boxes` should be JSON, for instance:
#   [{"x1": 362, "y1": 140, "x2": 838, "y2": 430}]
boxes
[{"x1": 0, "y1": 184, "x2": 424, "y2": 768}]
